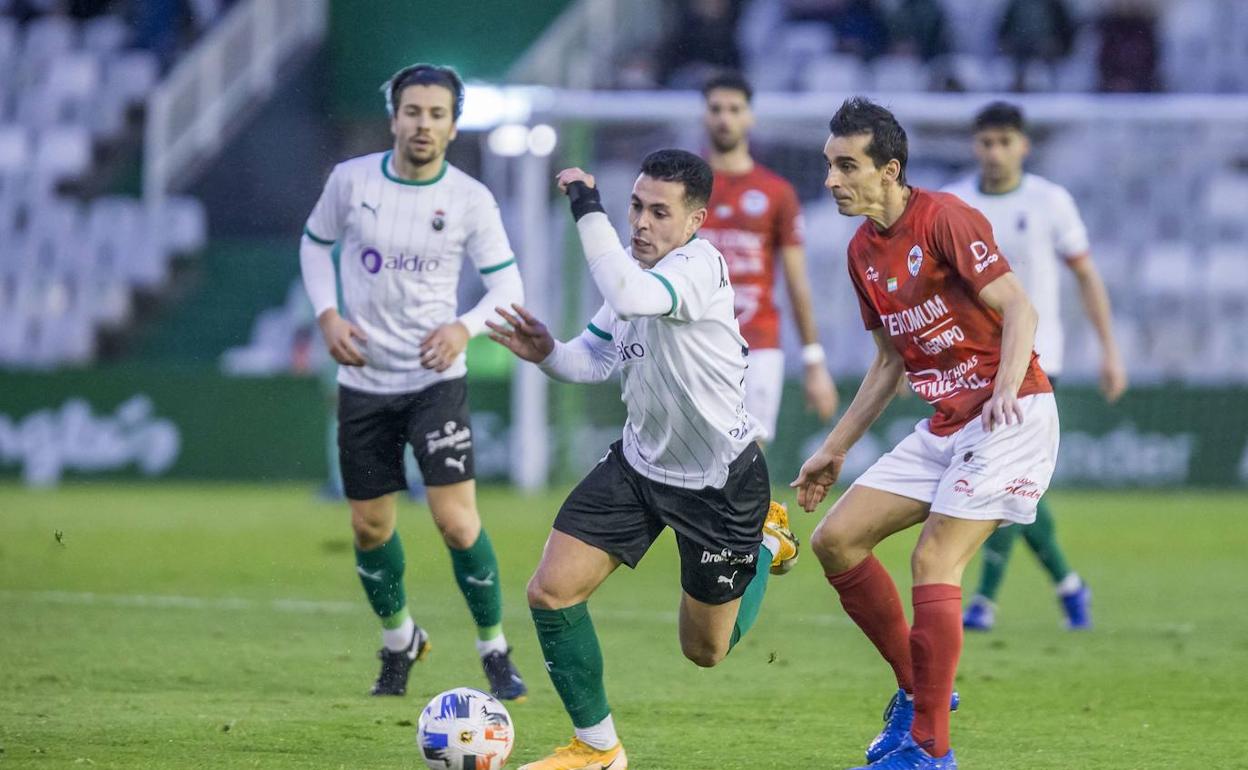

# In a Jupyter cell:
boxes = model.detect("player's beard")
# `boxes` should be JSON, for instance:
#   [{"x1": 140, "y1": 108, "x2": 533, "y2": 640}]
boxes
[
  {"x1": 403, "y1": 139, "x2": 441, "y2": 170},
  {"x1": 710, "y1": 131, "x2": 741, "y2": 154}
]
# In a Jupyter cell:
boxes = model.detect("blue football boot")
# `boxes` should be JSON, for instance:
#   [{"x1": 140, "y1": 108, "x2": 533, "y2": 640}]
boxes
[
  {"x1": 961, "y1": 596, "x2": 995, "y2": 631},
  {"x1": 1060, "y1": 583, "x2": 1092, "y2": 630},
  {"x1": 852, "y1": 733, "x2": 956, "y2": 769},
  {"x1": 866, "y1": 689, "x2": 960, "y2": 763}
]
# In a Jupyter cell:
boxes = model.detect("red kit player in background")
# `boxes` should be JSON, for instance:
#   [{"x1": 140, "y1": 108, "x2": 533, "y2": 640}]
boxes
[
  {"x1": 700, "y1": 72, "x2": 839, "y2": 445},
  {"x1": 793, "y1": 98, "x2": 1058, "y2": 770}
]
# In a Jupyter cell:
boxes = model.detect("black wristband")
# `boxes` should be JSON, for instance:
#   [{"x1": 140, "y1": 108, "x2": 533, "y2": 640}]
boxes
[{"x1": 566, "y1": 181, "x2": 605, "y2": 221}]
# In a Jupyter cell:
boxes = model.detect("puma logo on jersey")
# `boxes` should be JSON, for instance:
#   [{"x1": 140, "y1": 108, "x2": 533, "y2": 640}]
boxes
[
  {"x1": 464, "y1": 570, "x2": 495, "y2": 587},
  {"x1": 717, "y1": 571, "x2": 738, "y2": 590},
  {"x1": 444, "y1": 455, "x2": 467, "y2": 474},
  {"x1": 361, "y1": 201, "x2": 379, "y2": 216}
]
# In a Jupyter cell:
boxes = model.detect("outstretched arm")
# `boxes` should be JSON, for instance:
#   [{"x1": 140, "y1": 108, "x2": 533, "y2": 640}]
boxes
[
  {"x1": 487, "y1": 304, "x2": 618, "y2": 384},
  {"x1": 557, "y1": 168, "x2": 676, "y2": 320},
  {"x1": 791, "y1": 327, "x2": 904, "y2": 512}
]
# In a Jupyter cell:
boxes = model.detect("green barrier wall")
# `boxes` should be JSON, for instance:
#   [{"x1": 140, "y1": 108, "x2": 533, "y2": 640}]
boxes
[{"x1": 2, "y1": 369, "x2": 1245, "y2": 487}]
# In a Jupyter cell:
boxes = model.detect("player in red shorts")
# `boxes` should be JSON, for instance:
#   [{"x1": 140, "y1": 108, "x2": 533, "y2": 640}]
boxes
[
  {"x1": 700, "y1": 72, "x2": 839, "y2": 446},
  {"x1": 793, "y1": 98, "x2": 1058, "y2": 770}
]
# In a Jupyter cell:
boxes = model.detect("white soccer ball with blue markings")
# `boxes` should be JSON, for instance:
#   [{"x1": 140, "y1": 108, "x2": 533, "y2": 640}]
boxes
[{"x1": 417, "y1": 687, "x2": 515, "y2": 770}]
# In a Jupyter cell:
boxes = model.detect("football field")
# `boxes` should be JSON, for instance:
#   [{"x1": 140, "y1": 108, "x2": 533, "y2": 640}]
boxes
[{"x1": 1, "y1": 483, "x2": 1245, "y2": 769}]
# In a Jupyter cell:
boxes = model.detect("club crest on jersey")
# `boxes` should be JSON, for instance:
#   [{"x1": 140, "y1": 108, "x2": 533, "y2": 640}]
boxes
[
  {"x1": 432, "y1": 209, "x2": 446, "y2": 231},
  {"x1": 741, "y1": 189, "x2": 768, "y2": 216},
  {"x1": 907, "y1": 245, "x2": 923, "y2": 277}
]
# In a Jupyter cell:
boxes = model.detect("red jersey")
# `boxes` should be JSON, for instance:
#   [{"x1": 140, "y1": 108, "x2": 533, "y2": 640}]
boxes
[
  {"x1": 701, "y1": 164, "x2": 803, "y2": 350},
  {"x1": 847, "y1": 188, "x2": 1051, "y2": 435}
]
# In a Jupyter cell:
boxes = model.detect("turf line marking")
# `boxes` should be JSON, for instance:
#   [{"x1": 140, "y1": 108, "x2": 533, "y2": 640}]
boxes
[{"x1": 0, "y1": 589, "x2": 848, "y2": 627}]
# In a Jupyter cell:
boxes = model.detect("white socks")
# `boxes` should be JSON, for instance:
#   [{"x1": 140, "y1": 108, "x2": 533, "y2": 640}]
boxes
[
  {"x1": 575, "y1": 714, "x2": 619, "y2": 750},
  {"x1": 762, "y1": 533, "x2": 781, "y2": 560},
  {"x1": 382, "y1": 616, "x2": 416, "y2": 652},
  {"x1": 476, "y1": 631, "x2": 509, "y2": 658},
  {"x1": 1056, "y1": 572, "x2": 1083, "y2": 597}
]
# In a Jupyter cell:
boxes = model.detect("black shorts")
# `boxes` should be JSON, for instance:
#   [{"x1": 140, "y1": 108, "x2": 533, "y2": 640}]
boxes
[
  {"x1": 337, "y1": 378, "x2": 475, "y2": 500},
  {"x1": 554, "y1": 441, "x2": 770, "y2": 605}
]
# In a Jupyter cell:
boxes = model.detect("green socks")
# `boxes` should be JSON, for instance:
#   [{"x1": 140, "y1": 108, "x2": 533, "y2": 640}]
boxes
[
  {"x1": 531, "y1": 602, "x2": 611, "y2": 728},
  {"x1": 355, "y1": 532, "x2": 407, "y2": 621},
  {"x1": 450, "y1": 530, "x2": 504, "y2": 638},
  {"x1": 975, "y1": 500, "x2": 1075, "y2": 602},
  {"x1": 729, "y1": 544, "x2": 773, "y2": 650},
  {"x1": 1022, "y1": 499, "x2": 1073, "y2": 584}
]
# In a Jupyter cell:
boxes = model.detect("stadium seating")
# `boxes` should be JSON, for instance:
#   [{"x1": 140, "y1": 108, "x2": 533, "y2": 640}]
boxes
[{"x1": 0, "y1": 11, "x2": 205, "y2": 369}]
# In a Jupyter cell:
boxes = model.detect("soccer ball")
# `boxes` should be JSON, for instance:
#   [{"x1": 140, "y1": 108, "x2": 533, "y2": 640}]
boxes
[{"x1": 417, "y1": 687, "x2": 515, "y2": 770}]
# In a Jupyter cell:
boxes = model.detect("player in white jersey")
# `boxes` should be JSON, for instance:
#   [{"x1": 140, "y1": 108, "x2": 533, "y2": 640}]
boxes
[
  {"x1": 488, "y1": 150, "x2": 798, "y2": 770},
  {"x1": 943, "y1": 102, "x2": 1127, "y2": 632},
  {"x1": 299, "y1": 64, "x2": 527, "y2": 700}
]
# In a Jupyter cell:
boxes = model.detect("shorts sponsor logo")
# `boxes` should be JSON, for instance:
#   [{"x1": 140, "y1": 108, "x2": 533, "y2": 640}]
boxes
[
  {"x1": 907, "y1": 245, "x2": 923, "y2": 276},
  {"x1": 444, "y1": 454, "x2": 467, "y2": 474},
  {"x1": 1004, "y1": 477, "x2": 1044, "y2": 499},
  {"x1": 717, "y1": 571, "x2": 738, "y2": 590},
  {"x1": 952, "y1": 478, "x2": 974, "y2": 496},
  {"x1": 970, "y1": 240, "x2": 1001, "y2": 274},
  {"x1": 701, "y1": 548, "x2": 756, "y2": 566},
  {"x1": 426, "y1": 421, "x2": 472, "y2": 455},
  {"x1": 360, "y1": 247, "x2": 441, "y2": 275}
]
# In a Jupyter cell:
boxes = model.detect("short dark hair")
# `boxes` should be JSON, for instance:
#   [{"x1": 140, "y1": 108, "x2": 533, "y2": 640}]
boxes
[
  {"x1": 639, "y1": 149, "x2": 713, "y2": 208},
  {"x1": 701, "y1": 71, "x2": 753, "y2": 102},
  {"x1": 828, "y1": 97, "x2": 908, "y2": 184},
  {"x1": 382, "y1": 63, "x2": 464, "y2": 121},
  {"x1": 973, "y1": 101, "x2": 1025, "y2": 133}
]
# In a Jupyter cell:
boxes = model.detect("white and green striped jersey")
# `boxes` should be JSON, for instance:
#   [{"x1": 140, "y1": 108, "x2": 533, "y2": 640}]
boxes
[
  {"x1": 304, "y1": 152, "x2": 517, "y2": 394},
  {"x1": 942, "y1": 173, "x2": 1090, "y2": 376},
  {"x1": 579, "y1": 237, "x2": 759, "y2": 490}
]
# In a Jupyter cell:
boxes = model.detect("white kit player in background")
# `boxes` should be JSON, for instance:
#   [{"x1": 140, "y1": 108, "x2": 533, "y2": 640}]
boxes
[
  {"x1": 944, "y1": 101, "x2": 1126, "y2": 633},
  {"x1": 298, "y1": 63, "x2": 528, "y2": 702}
]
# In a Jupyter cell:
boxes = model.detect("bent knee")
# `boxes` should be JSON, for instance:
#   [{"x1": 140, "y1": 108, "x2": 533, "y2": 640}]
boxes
[
  {"x1": 526, "y1": 575, "x2": 575, "y2": 610},
  {"x1": 810, "y1": 518, "x2": 864, "y2": 568},
  {"x1": 438, "y1": 521, "x2": 479, "y2": 551},
  {"x1": 351, "y1": 517, "x2": 393, "y2": 550},
  {"x1": 680, "y1": 637, "x2": 728, "y2": 669}
]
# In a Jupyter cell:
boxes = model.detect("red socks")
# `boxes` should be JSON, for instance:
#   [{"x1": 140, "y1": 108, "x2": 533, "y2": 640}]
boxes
[
  {"x1": 826, "y1": 555, "x2": 914, "y2": 693},
  {"x1": 910, "y1": 583, "x2": 962, "y2": 758}
]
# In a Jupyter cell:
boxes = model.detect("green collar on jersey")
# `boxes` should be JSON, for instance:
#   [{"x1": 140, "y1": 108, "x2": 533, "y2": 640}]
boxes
[
  {"x1": 976, "y1": 174, "x2": 1025, "y2": 196},
  {"x1": 382, "y1": 151, "x2": 448, "y2": 186}
]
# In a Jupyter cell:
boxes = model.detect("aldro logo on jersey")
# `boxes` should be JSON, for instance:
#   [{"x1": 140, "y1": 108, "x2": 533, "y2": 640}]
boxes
[{"x1": 360, "y1": 247, "x2": 441, "y2": 275}]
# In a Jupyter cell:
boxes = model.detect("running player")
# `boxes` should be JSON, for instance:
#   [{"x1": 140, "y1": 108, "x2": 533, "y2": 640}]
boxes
[
  {"x1": 793, "y1": 98, "x2": 1058, "y2": 769},
  {"x1": 700, "y1": 72, "x2": 839, "y2": 442},
  {"x1": 488, "y1": 150, "x2": 799, "y2": 770},
  {"x1": 943, "y1": 101, "x2": 1126, "y2": 631},
  {"x1": 299, "y1": 63, "x2": 527, "y2": 700}
]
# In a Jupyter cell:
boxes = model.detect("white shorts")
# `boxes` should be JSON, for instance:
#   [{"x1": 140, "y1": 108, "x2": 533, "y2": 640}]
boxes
[
  {"x1": 744, "y1": 348, "x2": 784, "y2": 443},
  {"x1": 852, "y1": 393, "x2": 1060, "y2": 525}
]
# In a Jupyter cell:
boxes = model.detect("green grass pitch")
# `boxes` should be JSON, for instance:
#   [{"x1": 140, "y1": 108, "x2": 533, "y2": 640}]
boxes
[{"x1": 1, "y1": 483, "x2": 1246, "y2": 768}]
